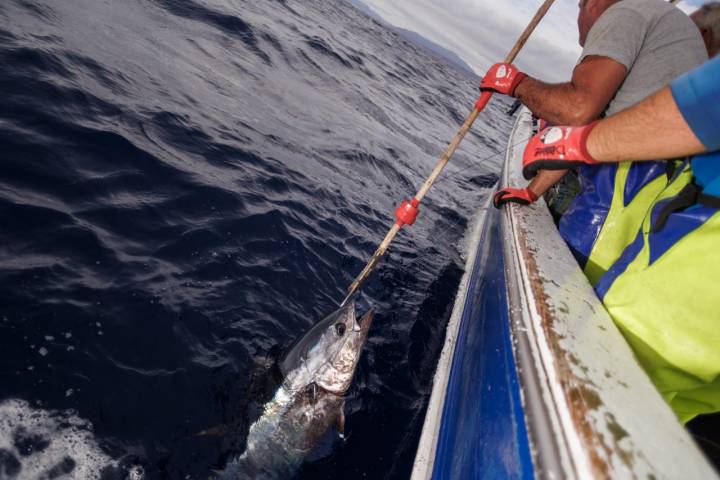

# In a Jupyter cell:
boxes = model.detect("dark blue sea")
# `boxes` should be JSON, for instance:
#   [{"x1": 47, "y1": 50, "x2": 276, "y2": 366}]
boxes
[{"x1": 0, "y1": 0, "x2": 513, "y2": 478}]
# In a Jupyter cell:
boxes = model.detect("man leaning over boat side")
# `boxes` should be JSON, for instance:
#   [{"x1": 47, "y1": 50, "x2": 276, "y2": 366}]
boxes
[
  {"x1": 691, "y1": 2, "x2": 720, "y2": 58},
  {"x1": 520, "y1": 55, "x2": 720, "y2": 424},
  {"x1": 484, "y1": 0, "x2": 707, "y2": 285}
]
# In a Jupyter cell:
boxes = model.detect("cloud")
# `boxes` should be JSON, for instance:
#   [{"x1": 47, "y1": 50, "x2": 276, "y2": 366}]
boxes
[
  {"x1": 360, "y1": 0, "x2": 581, "y2": 81},
  {"x1": 359, "y1": 0, "x2": 708, "y2": 81}
]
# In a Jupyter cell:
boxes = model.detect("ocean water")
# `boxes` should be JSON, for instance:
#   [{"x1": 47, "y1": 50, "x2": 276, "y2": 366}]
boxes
[{"x1": 0, "y1": 0, "x2": 513, "y2": 478}]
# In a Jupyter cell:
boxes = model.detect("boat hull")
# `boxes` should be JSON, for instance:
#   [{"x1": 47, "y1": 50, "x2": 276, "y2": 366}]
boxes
[{"x1": 412, "y1": 107, "x2": 718, "y2": 479}]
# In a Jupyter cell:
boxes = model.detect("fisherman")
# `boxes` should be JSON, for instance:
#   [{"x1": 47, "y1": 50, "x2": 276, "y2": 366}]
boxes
[
  {"x1": 485, "y1": 0, "x2": 707, "y2": 284},
  {"x1": 691, "y1": 2, "x2": 720, "y2": 57},
  {"x1": 520, "y1": 55, "x2": 720, "y2": 423}
]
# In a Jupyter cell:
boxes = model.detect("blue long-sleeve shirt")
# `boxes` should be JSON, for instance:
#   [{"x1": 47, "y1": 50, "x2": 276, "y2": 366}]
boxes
[{"x1": 671, "y1": 56, "x2": 720, "y2": 196}]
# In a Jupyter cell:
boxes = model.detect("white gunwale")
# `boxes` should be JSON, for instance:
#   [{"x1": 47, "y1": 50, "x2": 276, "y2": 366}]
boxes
[{"x1": 502, "y1": 107, "x2": 717, "y2": 478}]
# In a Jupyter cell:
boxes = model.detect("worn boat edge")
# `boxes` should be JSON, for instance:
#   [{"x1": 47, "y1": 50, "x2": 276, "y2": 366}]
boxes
[{"x1": 411, "y1": 107, "x2": 718, "y2": 479}]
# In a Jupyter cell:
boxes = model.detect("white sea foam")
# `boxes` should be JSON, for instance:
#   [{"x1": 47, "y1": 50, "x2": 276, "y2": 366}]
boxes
[{"x1": 0, "y1": 398, "x2": 143, "y2": 479}]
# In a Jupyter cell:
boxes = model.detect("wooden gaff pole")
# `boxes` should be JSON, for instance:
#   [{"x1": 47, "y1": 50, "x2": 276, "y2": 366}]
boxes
[{"x1": 341, "y1": 0, "x2": 557, "y2": 306}]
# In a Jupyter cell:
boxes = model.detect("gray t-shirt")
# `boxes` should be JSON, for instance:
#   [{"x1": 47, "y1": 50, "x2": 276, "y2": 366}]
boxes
[{"x1": 580, "y1": 0, "x2": 707, "y2": 116}]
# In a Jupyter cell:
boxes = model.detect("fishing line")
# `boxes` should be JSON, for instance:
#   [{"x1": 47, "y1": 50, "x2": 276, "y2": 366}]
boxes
[{"x1": 435, "y1": 133, "x2": 535, "y2": 188}]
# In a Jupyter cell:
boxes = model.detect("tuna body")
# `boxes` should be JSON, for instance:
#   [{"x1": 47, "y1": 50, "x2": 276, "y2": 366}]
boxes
[{"x1": 219, "y1": 384, "x2": 343, "y2": 479}]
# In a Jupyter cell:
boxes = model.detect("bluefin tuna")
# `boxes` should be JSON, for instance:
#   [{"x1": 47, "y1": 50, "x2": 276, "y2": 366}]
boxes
[{"x1": 219, "y1": 300, "x2": 372, "y2": 479}]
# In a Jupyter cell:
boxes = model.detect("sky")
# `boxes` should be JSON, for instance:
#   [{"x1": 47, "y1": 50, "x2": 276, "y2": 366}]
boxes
[{"x1": 359, "y1": 0, "x2": 707, "y2": 82}]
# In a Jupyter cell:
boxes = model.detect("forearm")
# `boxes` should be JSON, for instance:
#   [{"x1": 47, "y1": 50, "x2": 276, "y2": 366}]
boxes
[
  {"x1": 515, "y1": 77, "x2": 597, "y2": 126},
  {"x1": 587, "y1": 87, "x2": 706, "y2": 162},
  {"x1": 528, "y1": 169, "x2": 568, "y2": 197}
]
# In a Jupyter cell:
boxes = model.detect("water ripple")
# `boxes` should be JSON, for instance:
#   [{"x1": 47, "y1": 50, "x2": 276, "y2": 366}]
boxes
[{"x1": 0, "y1": 0, "x2": 513, "y2": 478}]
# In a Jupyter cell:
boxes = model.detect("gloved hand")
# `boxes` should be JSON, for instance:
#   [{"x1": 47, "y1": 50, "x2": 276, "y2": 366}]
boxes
[
  {"x1": 493, "y1": 187, "x2": 538, "y2": 208},
  {"x1": 522, "y1": 123, "x2": 599, "y2": 180},
  {"x1": 480, "y1": 62, "x2": 527, "y2": 97}
]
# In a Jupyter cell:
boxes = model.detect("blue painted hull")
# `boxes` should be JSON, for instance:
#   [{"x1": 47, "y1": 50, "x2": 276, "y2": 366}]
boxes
[{"x1": 431, "y1": 206, "x2": 533, "y2": 479}]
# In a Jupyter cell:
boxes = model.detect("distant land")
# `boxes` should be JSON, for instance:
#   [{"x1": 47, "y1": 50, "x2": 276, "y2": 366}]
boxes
[
  {"x1": 347, "y1": 0, "x2": 478, "y2": 78},
  {"x1": 392, "y1": 27, "x2": 477, "y2": 77}
]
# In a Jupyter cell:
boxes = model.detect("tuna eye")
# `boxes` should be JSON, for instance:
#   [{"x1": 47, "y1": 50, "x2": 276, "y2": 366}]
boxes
[{"x1": 334, "y1": 323, "x2": 346, "y2": 336}]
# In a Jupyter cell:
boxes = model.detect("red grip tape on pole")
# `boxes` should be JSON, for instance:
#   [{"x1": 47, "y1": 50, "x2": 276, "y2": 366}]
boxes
[
  {"x1": 474, "y1": 91, "x2": 493, "y2": 111},
  {"x1": 395, "y1": 198, "x2": 420, "y2": 227}
]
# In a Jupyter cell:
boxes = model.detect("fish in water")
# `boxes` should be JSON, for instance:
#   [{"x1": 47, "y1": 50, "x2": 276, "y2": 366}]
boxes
[{"x1": 219, "y1": 300, "x2": 373, "y2": 479}]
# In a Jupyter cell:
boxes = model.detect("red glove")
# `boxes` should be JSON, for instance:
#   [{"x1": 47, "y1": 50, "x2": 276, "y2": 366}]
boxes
[
  {"x1": 493, "y1": 187, "x2": 538, "y2": 208},
  {"x1": 522, "y1": 123, "x2": 599, "y2": 180},
  {"x1": 480, "y1": 62, "x2": 527, "y2": 97}
]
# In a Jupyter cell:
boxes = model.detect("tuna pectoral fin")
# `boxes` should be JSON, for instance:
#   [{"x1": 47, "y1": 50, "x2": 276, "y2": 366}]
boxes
[
  {"x1": 196, "y1": 424, "x2": 229, "y2": 437},
  {"x1": 335, "y1": 408, "x2": 346, "y2": 436}
]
